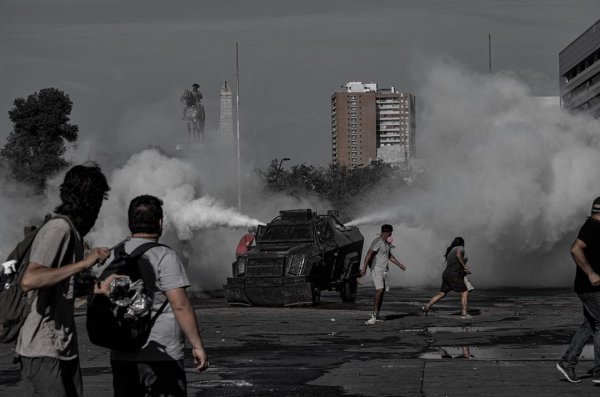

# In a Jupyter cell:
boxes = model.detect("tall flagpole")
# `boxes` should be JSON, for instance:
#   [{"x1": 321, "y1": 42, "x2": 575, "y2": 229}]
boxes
[
  {"x1": 488, "y1": 34, "x2": 492, "y2": 73},
  {"x1": 236, "y1": 43, "x2": 242, "y2": 211}
]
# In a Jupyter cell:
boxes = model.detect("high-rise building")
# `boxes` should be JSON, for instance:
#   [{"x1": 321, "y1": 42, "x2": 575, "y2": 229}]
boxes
[
  {"x1": 559, "y1": 19, "x2": 600, "y2": 117},
  {"x1": 331, "y1": 82, "x2": 415, "y2": 167},
  {"x1": 218, "y1": 81, "x2": 234, "y2": 138}
]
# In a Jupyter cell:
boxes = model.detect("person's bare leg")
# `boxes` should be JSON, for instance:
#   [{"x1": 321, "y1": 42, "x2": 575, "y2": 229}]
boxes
[
  {"x1": 374, "y1": 289, "x2": 384, "y2": 315},
  {"x1": 425, "y1": 291, "x2": 447, "y2": 313},
  {"x1": 461, "y1": 291, "x2": 469, "y2": 316}
]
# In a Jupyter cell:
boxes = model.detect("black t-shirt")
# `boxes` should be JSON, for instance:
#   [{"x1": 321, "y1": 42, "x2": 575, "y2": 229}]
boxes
[{"x1": 574, "y1": 218, "x2": 600, "y2": 293}]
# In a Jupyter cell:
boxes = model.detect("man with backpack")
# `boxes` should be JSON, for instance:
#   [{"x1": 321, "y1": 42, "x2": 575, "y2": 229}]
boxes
[
  {"x1": 93, "y1": 194, "x2": 209, "y2": 396},
  {"x1": 16, "y1": 163, "x2": 111, "y2": 397}
]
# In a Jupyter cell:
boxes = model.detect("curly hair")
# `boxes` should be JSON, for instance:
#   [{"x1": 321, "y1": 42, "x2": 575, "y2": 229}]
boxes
[
  {"x1": 444, "y1": 236, "x2": 465, "y2": 259},
  {"x1": 128, "y1": 195, "x2": 164, "y2": 235},
  {"x1": 54, "y1": 163, "x2": 110, "y2": 236}
]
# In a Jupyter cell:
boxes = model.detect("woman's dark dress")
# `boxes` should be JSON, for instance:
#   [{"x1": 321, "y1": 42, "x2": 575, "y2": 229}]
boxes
[{"x1": 440, "y1": 246, "x2": 467, "y2": 292}]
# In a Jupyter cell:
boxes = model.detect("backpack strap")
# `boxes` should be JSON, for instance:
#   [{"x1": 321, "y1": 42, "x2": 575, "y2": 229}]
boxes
[
  {"x1": 128, "y1": 242, "x2": 170, "y2": 325},
  {"x1": 128, "y1": 242, "x2": 164, "y2": 286},
  {"x1": 14, "y1": 214, "x2": 79, "y2": 284},
  {"x1": 128, "y1": 241, "x2": 163, "y2": 260},
  {"x1": 151, "y1": 299, "x2": 169, "y2": 324}
]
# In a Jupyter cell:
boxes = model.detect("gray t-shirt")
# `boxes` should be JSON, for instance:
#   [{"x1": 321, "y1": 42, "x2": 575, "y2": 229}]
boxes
[
  {"x1": 369, "y1": 237, "x2": 390, "y2": 271},
  {"x1": 16, "y1": 218, "x2": 82, "y2": 360},
  {"x1": 93, "y1": 237, "x2": 190, "y2": 362}
]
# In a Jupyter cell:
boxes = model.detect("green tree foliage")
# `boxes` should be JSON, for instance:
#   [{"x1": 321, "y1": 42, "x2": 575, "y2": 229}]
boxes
[
  {"x1": 259, "y1": 159, "x2": 405, "y2": 217},
  {"x1": 1, "y1": 88, "x2": 78, "y2": 192}
]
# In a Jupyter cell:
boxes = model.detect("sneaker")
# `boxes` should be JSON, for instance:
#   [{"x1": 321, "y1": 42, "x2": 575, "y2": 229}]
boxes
[
  {"x1": 556, "y1": 361, "x2": 581, "y2": 383},
  {"x1": 460, "y1": 313, "x2": 472, "y2": 319},
  {"x1": 593, "y1": 371, "x2": 600, "y2": 384},
  {"x1": 364, "y1": 314, "x2": 383, "y2": 326}
]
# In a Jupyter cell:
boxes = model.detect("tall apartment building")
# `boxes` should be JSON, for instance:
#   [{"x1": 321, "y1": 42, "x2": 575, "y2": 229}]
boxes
[
  {"x1": 559, "y1": 19, "x2": 600, "y2": 117},
  {"x1": 331, "y1": 82, "x2": 415, "y2": 167}
]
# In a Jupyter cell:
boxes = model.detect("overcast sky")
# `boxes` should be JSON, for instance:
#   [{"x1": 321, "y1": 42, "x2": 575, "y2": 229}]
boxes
[{"x1": 1, "y1": 0, "x2": 599, "y2": 167}]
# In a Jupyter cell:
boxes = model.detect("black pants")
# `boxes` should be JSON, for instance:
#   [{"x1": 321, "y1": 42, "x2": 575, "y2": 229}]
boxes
[
  {"x1": 20, "y1": 356, "x2": 83, "y2": 397},
  {"x1": 111, "y1": 359, "x2": 187, "y2": 397}
]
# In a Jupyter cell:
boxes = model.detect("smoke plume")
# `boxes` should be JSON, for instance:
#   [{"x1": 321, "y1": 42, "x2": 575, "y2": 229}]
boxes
[
  {"x1": 89, "y1": 149, "x2": 264, "y2": 244},
  {"x1": 85, "y1": 146, "x2": 326, "y2": 291},
  {"x1": 349, "y1": 60, "x2": 600, "y2": 289}
]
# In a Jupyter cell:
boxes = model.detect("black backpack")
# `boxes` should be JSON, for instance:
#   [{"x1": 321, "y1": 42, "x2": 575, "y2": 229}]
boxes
[
  {"x1": 86, "y1": 241, "x2": 168, "y2": 351},
  {"x1": 0, "y1": 215, "x2": 77, "y2": 343}
]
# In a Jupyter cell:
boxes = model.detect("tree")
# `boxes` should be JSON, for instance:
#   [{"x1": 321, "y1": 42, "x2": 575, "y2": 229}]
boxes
[
  {"x1": 1, "y1": 88, "x2": 78, "y2": 192},
  {"x1": 258, "y1": 159, "x2": 403, "y2": 218}
]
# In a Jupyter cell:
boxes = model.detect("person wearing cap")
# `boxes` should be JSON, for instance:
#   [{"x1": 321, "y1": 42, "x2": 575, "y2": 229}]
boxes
[
  {"x1": 557, "y1": 197, "x2": 600, "y2": 384},
  {"x1": 360, "y1": 224, "x2": 407, "y2": 325},
  {"x1": 236, "y1": 226, "x2": 257, "y2": 259}
]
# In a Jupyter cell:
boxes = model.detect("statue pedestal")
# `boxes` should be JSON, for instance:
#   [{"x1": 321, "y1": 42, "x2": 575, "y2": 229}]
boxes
[{"x1": 175, "y1": 141, "x2": 204, "y2": 153}]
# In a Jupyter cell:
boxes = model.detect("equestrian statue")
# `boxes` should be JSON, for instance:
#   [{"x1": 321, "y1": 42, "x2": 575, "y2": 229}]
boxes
[{"x1": 180, "y1": 83, "x2": 206, "y2": 142}]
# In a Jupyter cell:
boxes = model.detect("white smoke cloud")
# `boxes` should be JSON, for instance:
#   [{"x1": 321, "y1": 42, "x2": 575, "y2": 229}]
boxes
[
  {"x1": 86, "y1": 147, "x2": 327, "y2": 291},
  {"x1": 171, "y1": 196, "x2": 263, "y2": 240},
  {"x1": 88, "y1": 148, "x2": 264, "y2": 244},
  {"x1": 7, "y1": 59, "x2": 591, "y2": 293},
  {"x1": 350, "y1": 60, "x2": 600, "y2": 289}
]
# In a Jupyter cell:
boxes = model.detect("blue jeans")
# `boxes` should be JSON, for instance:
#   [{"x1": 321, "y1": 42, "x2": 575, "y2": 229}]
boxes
[{"x1": 561, "y1": 292, "x2": 600, "y2": 372}]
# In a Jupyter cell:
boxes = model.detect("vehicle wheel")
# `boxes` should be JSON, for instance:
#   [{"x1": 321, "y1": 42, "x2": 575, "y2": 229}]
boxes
[
  {"x1": 340, "y1": 276, "x2": 357, "y2": 302},
  {"x1": 311, "y1": 284, "x2": 321, "y2": 305}
]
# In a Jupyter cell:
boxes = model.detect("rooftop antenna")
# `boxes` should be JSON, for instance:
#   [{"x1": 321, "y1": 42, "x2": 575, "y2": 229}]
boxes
[
  {"x1": 236, "y1": 43, "x2": 242, "y2": 211},
  {"x1": 488, "y1": 34, "x2": 492, "y2": 73}
]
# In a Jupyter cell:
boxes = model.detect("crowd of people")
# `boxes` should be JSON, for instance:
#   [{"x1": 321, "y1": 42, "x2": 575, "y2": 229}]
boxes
[{"x1": 9, "y1": 162, "x2": 600, "y2": 395}]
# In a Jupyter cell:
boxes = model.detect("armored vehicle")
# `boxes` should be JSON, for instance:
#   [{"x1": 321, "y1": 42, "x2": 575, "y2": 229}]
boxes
[{"x1": 224, "y1": 209, "x2": 364, "y2": 306}]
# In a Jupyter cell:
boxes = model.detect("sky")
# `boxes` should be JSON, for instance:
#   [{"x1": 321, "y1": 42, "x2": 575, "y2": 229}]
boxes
[
  {"x1": 1, "y1": 0, "x2": 599, "y2": 166},
  {"x1": 1, "y1": 1, "x2": 600, "y2": 290}
]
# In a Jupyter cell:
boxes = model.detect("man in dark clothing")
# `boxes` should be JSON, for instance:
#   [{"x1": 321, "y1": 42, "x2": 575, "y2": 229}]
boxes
[{"x1": 557, "y1": 197, "x2": 600, "y2": 384}]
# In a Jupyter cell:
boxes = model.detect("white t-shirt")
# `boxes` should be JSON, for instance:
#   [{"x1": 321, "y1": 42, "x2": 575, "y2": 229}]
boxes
[{"x1": 368, "y1": 237, "x2": 390, "y2": 271}]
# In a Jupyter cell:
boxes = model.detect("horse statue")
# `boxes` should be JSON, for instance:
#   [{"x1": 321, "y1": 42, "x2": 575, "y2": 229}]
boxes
[{"x1": 181, "y1": 84, "x2": 206, "y2": 142}]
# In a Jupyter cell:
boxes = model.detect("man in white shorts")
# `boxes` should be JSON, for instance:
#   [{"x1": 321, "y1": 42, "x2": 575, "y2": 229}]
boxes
[{"x1": 360, "y1": 224, "x2": 407, "y2": 325}]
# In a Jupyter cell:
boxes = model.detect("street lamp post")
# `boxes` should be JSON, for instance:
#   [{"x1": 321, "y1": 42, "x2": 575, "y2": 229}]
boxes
[{"x1": 275, "y1": 157, "x2": 290, "y2": 188}]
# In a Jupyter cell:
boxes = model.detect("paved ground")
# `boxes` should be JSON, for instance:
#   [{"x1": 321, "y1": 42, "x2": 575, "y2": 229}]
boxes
[{"x1": 1, "y1": 287, "x2": 598, "y2": 396}]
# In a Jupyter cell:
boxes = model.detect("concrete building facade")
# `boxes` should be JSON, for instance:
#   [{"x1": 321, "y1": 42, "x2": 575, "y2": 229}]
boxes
[
  {"x1": 218, "y1": 81, "x2": 234, "y2": 138},
  {"x1": 559, "y1": 19, "x2": 600, "y2": 117},
  {"x1": 331, "y1": 82, "x2": 415, "y2": 166}
]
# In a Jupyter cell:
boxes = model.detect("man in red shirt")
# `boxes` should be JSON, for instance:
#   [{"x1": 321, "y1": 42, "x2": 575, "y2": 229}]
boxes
[{"x1": 236, "y1": 227, "x2": 257, "y2": 259}]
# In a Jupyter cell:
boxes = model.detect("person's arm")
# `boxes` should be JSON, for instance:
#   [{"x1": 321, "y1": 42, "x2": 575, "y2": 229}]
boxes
[
  {"x1": 361, "y1": 250, "x2": 375, "y2": 276},
  {"x1": 571, "y1": 239, "x2": 600, "y2": 286},
  {"x1": 20, "y1": 247, "x2": 109, "y2": 293},
  {"x1": 165, "y1": 287, "x2": 209, "y2": 372},
  {"x1": 389, "y1": 254, "x2": 407, "y2": 271},
  {"x1": 456, "y1": 249, "x2": 469, "y2": 274}
]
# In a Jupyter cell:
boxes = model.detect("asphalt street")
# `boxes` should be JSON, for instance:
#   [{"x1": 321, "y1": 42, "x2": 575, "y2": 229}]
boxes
[{"x1": 0, "y1": 286, "x2": 598, "y2": 396}]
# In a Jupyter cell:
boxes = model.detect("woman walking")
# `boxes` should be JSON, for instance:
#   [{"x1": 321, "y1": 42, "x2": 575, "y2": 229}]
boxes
[{"x1": 422, "y1": 237, "x2": 472, "y2": 318}]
